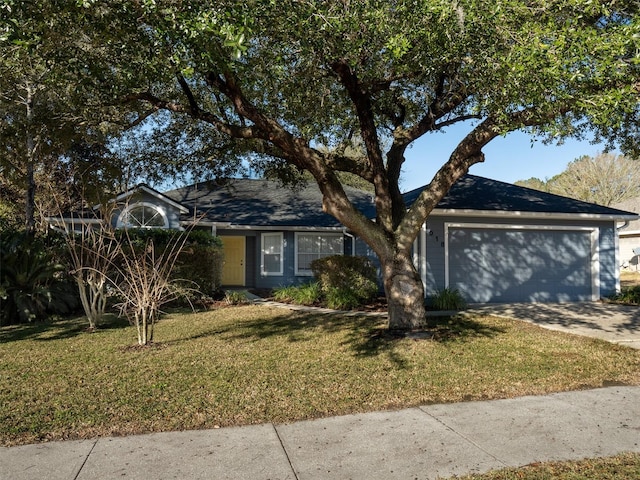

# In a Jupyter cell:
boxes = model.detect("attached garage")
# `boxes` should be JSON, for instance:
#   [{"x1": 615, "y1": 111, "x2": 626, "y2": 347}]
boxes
[{"x1": 444, "y1": 224, "x2": 599, "y2": 303}]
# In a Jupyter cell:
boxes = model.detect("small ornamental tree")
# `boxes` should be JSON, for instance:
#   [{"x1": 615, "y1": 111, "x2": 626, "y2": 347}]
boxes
[
  {"x1": 113, "y1": 229, "x2": 194, "y2": 346},
  {"x1": 64, "y1": 221, "x2": 120, "y2": 330}
]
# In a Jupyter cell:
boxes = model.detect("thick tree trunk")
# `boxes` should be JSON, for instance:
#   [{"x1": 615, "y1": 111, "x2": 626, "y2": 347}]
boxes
[{"x1": 381, "y1": 251, "x2": 426, "y2": 330}]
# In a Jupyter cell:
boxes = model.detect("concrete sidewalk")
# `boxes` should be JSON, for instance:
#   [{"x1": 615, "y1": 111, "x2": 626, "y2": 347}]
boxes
[{"x1": 2, "y1": 386, "x2": 639, "y2": 480}]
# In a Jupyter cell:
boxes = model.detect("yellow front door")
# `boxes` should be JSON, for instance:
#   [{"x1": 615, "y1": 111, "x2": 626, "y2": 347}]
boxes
[{"x1": 221, "y1": 236, "x2": 246, "y2": 286}]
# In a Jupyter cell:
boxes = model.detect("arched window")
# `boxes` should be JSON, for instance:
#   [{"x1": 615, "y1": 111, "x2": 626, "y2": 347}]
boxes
[{"x1": 118, "y1": 203, "x2": 169, "y2": 229}]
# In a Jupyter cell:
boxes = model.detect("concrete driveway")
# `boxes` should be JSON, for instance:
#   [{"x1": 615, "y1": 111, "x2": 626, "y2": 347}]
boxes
[{"x1": 467, "y1": 302, "x2": 640, "y2": 349}]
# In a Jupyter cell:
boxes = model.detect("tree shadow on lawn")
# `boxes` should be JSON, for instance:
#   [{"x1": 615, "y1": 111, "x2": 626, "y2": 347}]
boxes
[
  {"x1": 218, "y1": 310, "x2": 505, "y2": 362},
  {"x1": 0, "y1": 313, "x2": 129, "y2": 343},
  {"x1": 349, "y1": 314, "x2": 506, "y2": 359}
]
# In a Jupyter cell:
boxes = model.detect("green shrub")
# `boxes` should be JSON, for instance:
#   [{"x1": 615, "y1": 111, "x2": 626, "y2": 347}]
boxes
[
  {"x1": 224, "y1": 290, "x2": 249, "y2": 305},
  {"x1": 311, "y1": 255, "x2": 378, "y2": 306},
  {"x1": 609, "y1": 286, "x2": 640, "y2": 304},
  {"x1": 273, "y1": 282, "x2": 322, "y2": 305},
  {"x1": 0, "y1": 230, "x2": 79, "y2": 325},
  {"x1": 272, "y1": 285, "x2": 296, "y2": 302},
  {"x1": 291, "y1": 282, "x2": 321, "y2": 305},
  {"x1": 430, "y1": 288, "x2": 467, "y2": 311},
  {"x1": 325, "y1": 287, "x2": 360, "y2": 310},
  {"x1": 273, "y1": 282, "x2": 321, "y2": 306}
]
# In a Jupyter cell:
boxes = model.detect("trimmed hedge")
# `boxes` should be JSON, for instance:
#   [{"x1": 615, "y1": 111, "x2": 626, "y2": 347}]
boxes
[{"x1": 311, "y1": 255, "x2": 379, "y2": 306}]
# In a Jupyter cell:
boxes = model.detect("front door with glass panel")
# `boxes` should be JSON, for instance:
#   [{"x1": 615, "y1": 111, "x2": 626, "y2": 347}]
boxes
[{"x1": 221, "y1": 236, "x2": 246, "y2": 286}]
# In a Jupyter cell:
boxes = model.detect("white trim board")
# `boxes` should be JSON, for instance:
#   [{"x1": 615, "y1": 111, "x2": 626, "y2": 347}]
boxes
[
  {"x1": 432, "y1": 208, "x2": 637, "y2": 222},
  {"x1": 443, "y1": 222, "x2": 600, "y2": 301}
]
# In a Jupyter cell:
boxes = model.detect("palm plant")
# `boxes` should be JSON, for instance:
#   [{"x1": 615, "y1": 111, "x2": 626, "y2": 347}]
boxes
[{"x1": 0, "y1": 231, "x2": 77, "y2": 325}]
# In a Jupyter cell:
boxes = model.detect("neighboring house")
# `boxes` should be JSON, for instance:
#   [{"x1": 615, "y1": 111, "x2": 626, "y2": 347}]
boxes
[
  {"x1": 612, "y1": 197, "x2": 640, "y2": 271},
  {"x1": 51, "y1": 175, "x2": 637, "y2": 304}
]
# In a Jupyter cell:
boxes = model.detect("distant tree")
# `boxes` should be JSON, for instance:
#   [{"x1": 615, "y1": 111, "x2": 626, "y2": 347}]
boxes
[
  {"x1": 515, "y1": 153, "x2": 640, "y2": 205},
  {"x1": 514, "y1": 177, "x2": 552, "y2": 193},
  {"x1": 0, "y1": 3, "x2": 142, "y2": 233},
  {"x1": 549, "y1": 153, "x2": 640, "y2": 206},
  {"x1": 10, "y1": 1, "x2": 640, "y2": 329}
]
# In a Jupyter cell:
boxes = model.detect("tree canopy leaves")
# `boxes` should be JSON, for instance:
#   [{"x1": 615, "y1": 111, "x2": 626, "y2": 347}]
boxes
[{"x1": 3, "y1": 0, "x2": 640, "y2": 326}]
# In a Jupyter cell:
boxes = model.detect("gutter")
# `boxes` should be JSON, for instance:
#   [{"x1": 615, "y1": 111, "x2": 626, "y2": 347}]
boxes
[{"x1": 617, "y1": 220, "x2": 630, "y2": 231}]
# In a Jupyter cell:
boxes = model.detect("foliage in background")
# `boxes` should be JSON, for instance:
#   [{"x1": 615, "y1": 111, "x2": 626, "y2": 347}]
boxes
[
  {"x1": 0, "y1": 229, "x2": 78, "y2": 325},
  {"x1": 311, "y1": 255, "x2": 379, "y2": 305},
  {"x1": 272, "y1": 256, "x2": 379, "y2": 310},
  {"x1": 430, "y1": 288, "x2": 468, "y2": 311},
  {"x1": 115, "y1": 228, "x2": 224, "y2": 298},
  {"x1": 224, "y1": 290, "x2": 249, "y2": 305},
  {"x1": 515, "y1": 153, "x2": 640, "y2": 206}
]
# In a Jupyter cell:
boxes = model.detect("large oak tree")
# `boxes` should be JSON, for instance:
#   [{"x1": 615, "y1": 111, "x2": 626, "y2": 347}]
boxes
[{"x1": 23, "y1": 1, "x2": 640, "y2": 328}]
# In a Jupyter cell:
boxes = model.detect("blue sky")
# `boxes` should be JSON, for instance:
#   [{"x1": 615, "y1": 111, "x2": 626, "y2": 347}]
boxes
[{"x1": 401, "y1": 124, "x2": 607, "y2": 192}]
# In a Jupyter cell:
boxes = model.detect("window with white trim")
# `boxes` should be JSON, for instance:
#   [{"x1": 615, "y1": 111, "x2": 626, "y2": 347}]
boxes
[
  {"x1": 295, "y1": 233, "x2": 343, "y2": 275},
  {"x1": 261, "y1": 232, "x2": 283, "y2": 276},
  {"x1": 118, "y1": 202, "x2": 169, "y2": 228}
]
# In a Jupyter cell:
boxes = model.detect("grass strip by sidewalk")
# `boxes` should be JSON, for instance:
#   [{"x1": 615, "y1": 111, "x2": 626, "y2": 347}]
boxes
[
  {"x1": 1, "y1": 305, "x2": 639, "y2": 446},
  {"x1": 451, "y1": 452, "x2": 640, "y2": 479}
]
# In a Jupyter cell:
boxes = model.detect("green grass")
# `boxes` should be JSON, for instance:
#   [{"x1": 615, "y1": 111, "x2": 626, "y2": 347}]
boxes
[
  {"x1": 453, "y1": 452, "x2": 640, "y2": 479},
  {"x1": 1, "y1": 306, "x2": 639, "y2": 446}
]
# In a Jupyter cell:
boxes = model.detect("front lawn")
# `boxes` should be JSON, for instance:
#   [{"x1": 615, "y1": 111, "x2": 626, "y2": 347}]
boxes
[
  {"x1": 1, "y1": 305, "x2": 639, "y2": 446},
  {"x1": 454, "y1": 452, "x2": 640, "y2": 479}
]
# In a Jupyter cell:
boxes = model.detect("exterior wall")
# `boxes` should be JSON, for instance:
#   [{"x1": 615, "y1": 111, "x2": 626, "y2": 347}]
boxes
[
  {"x1": 420, "y1": 215, "x2": 619, "y2": 301},
  {"x1": 217, "y1": 229, "x2": 350, "y2": 290},
  {"x1": 598, "y1": 223, "x2": 618, "y2": 296},
  {"x1": 619, "y1": 234, "x2": 640, "y2": 271}
]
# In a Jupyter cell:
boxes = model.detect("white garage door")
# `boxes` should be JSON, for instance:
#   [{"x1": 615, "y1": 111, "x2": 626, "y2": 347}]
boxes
[{"x1": 447, "y1": 225, "x2": 598, "y2": 303}]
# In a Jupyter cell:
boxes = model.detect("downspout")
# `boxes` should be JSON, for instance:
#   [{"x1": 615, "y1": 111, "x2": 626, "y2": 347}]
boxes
[{"x1": 616, "y1": 220, "x2": 630, "y2": 231}]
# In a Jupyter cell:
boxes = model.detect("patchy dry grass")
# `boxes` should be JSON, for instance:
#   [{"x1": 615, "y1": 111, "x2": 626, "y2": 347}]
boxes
[
  {"x1": 452, "y1": 452, "x2": 640, "y2": 479},
  {"x1": 621, "y1": 270, "x2": 640, "y2": 288},
  {"x1": 1, "y1": 306, "x2": 639, "y2": 446}
]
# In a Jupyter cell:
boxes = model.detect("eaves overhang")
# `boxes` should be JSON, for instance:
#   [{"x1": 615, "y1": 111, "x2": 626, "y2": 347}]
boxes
[{"x1": 429, "y1": 208, "x2": 639, "y2": 222}]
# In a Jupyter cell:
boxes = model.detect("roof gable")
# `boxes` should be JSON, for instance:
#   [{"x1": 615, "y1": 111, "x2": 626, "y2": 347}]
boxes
[{"x1": 98, "y1": 184, "x2": 189, "y2": 213}]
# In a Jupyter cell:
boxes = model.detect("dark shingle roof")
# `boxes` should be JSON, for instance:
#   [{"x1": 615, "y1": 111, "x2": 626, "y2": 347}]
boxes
[
  {"x1": 403, "y1": 174, "x2": 638, "y2": 217},
  {"x1": 161, "y1": 174, "x2": 636, "y2": 228},
  {"x1": 163, "y1": 178, "x2": 374, "y2": 227}
]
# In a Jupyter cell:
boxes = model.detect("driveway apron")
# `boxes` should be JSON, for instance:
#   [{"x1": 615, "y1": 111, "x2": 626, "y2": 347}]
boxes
[{"x1": 468, "y1": 302, "x2": 640, "y2": 349}]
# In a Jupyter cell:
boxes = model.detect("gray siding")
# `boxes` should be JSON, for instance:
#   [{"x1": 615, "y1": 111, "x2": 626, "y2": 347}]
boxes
[
  {"x1": 598, "y1": 224, "x2": 618, "y2": 296},
  {"x1": 218, "y1": 230, "x2": 351, "y2": 290}
]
